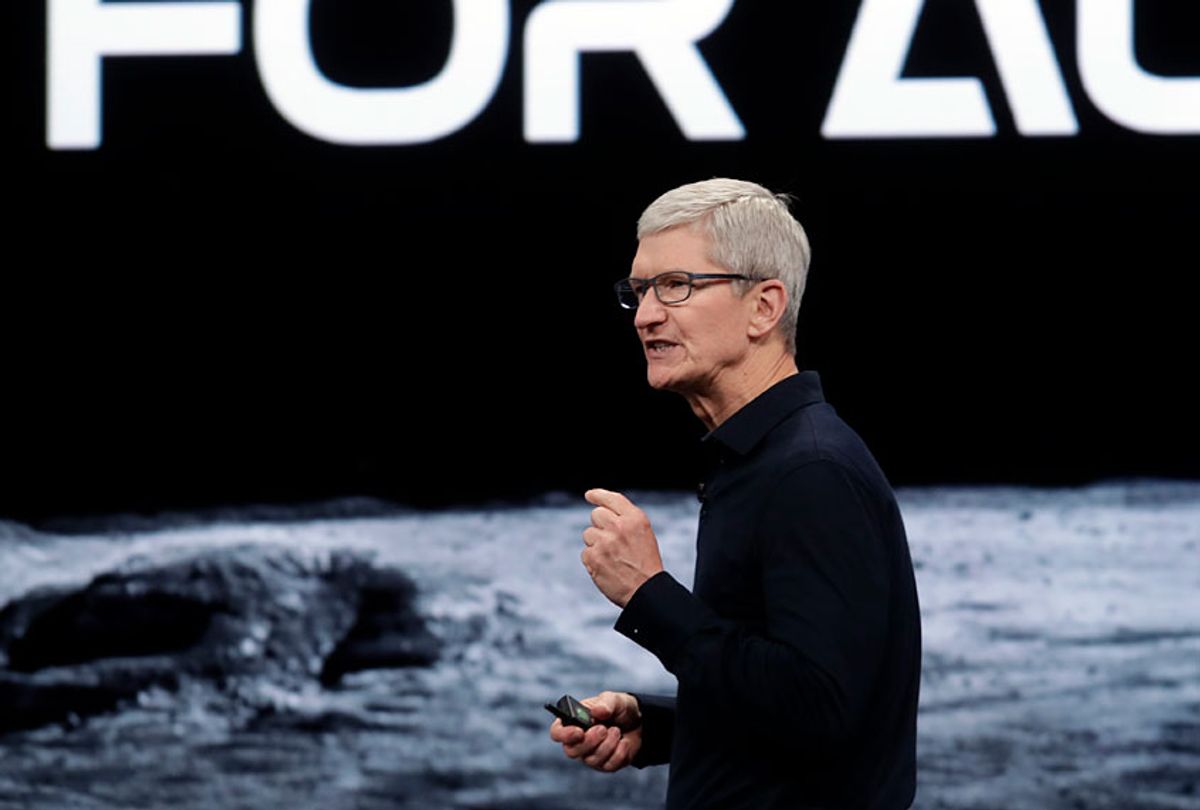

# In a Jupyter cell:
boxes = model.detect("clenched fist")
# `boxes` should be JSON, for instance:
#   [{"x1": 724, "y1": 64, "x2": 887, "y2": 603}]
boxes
[{"x1": 581, "y1": 489, "x2": 664, "y2": 608}]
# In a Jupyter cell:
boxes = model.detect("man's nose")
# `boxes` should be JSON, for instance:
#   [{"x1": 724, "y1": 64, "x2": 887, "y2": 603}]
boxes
[{"x1": 633, "y1": 289, "x2": 667, "y2": 329}]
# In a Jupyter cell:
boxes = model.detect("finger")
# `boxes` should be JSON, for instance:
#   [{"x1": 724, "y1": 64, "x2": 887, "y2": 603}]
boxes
[
  {"x1": 550, "y1": 719, "x2": 582, "y2": 745},
  {"x1": 602, "y1": 737, "x2": 634, "y2": 772},
  {"x1": 593, "y1": 690, "x2": 622, "y2": 709},
  {"x1": 564, "y1": 724, "x2": 607, "y2": 758},
  {"x1": 583, "y1": 726, "x2": 619, "y2": 768},
  {"x1": 584, "y1": 488, "x2": 634, "y2": 515},
  {"x1": 562, "y1": 733, "x2": 591, "y2": 759},
  {"x1": 590, "y1": 507, "x2": 618, "y2": 529},
  {"x1": 602, "y1": 691, "x2": 638, "y2": 726},
  {"x1": 580, "y1": 696, "x2": 613, "y2": 722},
  {"x1": 583, "y1": 726, "x2": 620, "y2": 769},
  {"x1": 582, "y1": 527, "x2": 604, "y2": 548}
]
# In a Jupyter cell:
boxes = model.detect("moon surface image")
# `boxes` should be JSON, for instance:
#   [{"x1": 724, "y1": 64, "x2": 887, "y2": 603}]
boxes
[{"x1": 0, "y1": 481, "x2": 1197, "y2": 809}]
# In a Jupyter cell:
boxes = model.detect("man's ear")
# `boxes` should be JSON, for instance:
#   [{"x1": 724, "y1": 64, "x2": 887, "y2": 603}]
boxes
[{"x1": 747, "y1": 280, "x2": 788, "y2": 340}]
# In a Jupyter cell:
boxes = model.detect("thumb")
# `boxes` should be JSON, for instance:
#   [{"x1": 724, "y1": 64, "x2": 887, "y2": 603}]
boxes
[{"x1": 581, "y1": 697, "x2": 613, "y2": 722}]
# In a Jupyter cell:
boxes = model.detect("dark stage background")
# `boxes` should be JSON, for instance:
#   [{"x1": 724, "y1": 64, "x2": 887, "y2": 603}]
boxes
[{"x1": 3, "y1": 1, "x2": 1198, "y2": 524}]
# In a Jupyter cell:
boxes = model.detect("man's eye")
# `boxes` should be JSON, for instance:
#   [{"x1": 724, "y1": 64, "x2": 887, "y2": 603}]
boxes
[{"x1": 661, "y1": 277, "x2": 688, "y2": 290}]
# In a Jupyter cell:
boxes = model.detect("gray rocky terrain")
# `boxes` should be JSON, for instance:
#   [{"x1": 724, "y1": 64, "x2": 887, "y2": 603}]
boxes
[{"x1": 0, "y1": 482, "x2": 1196, "y2": 809}]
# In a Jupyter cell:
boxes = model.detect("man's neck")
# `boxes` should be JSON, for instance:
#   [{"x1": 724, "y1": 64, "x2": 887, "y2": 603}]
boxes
[{"x1": 684, "y1": 350, "x2": 800, "y2": 431}]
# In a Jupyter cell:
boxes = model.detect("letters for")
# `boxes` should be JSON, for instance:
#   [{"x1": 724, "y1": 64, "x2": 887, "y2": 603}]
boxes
[{"x1": 45, "y1": 0, "x2": 1200, "y2": 149}]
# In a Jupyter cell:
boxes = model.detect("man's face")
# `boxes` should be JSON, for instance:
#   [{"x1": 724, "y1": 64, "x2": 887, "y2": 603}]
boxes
[{"x1": 630, "y1": 226, "x2": 755, "y2": 395}]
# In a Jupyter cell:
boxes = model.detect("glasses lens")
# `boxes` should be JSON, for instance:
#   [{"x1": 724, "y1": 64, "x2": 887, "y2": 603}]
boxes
[
  {"x1": 654, "y1": 272, "x2": 693, "y2": 304},
  {"x1": 615, "y1": 279, "x2": 641, "y2": 309}
]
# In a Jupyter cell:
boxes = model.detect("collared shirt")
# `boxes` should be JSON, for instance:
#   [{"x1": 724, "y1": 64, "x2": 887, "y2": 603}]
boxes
[{"x1": 616, "y1": 371, "x2": 921, "y2": 809}]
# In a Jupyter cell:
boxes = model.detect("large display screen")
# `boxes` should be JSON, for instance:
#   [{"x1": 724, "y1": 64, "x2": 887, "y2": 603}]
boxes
[{"x1": 4, "y1": 1, "x2": 1197, "y2": 519}]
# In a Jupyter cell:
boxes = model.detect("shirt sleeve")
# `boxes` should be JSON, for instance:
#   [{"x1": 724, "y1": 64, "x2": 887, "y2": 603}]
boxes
[
  {"x1": 625, "y1": 692, "x2": 675, "y2": 767},
  {"x1": 614, "y1": 459, "x2": 891, "y2": 749}
]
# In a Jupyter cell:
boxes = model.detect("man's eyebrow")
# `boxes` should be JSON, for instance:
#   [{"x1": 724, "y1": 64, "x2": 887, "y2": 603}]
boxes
[{"x1": 632, "y1": 268, "x2": 688, "y2": 278}]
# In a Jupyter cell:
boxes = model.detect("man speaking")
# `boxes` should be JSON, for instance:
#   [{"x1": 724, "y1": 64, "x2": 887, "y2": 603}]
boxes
[{"x1": 549, "y1": 179, "x2": 921, "y2": 809}]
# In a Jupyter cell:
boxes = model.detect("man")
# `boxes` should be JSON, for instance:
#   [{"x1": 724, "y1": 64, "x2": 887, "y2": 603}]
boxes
[{"x1": 549, "y1": 178, "x2": 921, "y2": 809}]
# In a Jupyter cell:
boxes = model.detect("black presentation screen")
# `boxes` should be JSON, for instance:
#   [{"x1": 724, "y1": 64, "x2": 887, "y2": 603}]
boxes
[{"x1": 3, "y1": 1, "x2": 1198, "y2": 521}]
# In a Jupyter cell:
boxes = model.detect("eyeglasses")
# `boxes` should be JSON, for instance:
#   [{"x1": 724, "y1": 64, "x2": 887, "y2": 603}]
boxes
[{"x1": 613, "y1": 271, "x2": 757, "y2": 309}]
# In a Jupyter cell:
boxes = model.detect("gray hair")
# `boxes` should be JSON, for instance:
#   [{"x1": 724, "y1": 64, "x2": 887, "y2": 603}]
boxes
[{"x1": 637, "y1": 178, "x2": 811, "y2": 354}]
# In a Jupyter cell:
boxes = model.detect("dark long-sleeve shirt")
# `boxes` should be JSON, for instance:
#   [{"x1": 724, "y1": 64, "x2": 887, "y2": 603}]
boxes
[{"x1": 615, "y1": 371, "x2": 921, "y2": 809}]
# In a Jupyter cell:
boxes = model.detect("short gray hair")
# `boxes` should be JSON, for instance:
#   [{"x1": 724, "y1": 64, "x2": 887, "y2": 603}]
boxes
[{"x1": 637, "y1": 178, "x2": 811, "y2": 354}]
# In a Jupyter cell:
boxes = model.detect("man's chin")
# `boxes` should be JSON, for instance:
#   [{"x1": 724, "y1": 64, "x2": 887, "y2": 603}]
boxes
[{"x1": 646, "y1": 369, "x2": 684, "y2": 393}]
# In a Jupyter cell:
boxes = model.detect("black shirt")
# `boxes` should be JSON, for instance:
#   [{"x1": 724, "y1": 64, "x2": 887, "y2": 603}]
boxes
[{"x1": 615, "y1": 371, "x2": 921, "y2": 809}]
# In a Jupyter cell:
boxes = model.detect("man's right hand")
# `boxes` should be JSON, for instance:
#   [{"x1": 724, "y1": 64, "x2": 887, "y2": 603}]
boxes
[{"x1": 549, "y1": 691, "x2": 642, "y2": 772}]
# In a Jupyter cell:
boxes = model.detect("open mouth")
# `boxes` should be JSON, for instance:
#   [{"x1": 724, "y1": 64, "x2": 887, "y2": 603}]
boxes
[{"x1": 645, "y1": 340, "x2": 678, "y2": 356}]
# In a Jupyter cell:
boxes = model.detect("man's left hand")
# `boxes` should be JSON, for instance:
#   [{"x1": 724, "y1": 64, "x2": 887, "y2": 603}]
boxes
[{"x1": 581, "y1": 489, "x2": 665, "y2": 608}]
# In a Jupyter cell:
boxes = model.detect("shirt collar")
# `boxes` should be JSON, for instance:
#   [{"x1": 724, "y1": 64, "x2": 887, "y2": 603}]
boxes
[{"x1": 703, "y1": 371, "x2": 825, "y2": 458}]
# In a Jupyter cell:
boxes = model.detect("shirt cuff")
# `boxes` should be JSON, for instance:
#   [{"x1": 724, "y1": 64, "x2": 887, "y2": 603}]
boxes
[
  {"x1": 627, "y1": 692, "x2": 675, "y2": 768},
  {"x1": 614, "y1": 571, "x2": 711, "y2": 672}
]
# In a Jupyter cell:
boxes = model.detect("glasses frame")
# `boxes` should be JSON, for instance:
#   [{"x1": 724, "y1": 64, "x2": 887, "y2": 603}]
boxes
[{"x1": 613, "y1": 271, "x2": 757, "y2": 310}]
